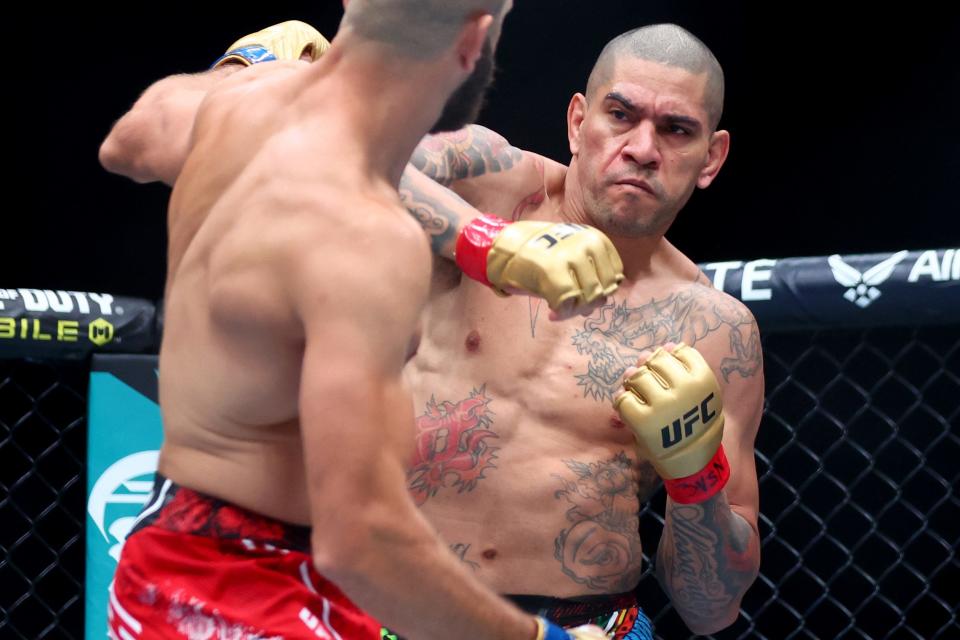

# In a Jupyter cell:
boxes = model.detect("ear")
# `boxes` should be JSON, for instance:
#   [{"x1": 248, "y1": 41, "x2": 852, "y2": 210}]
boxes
[
  {"x1": 455, "y1": 12, "x2": 494, "y2": 72},
  {"x1": 697, "y1": 129, "x2": 730, "y2": 189},
  {"x1": 567, "y1": 93, "x2": 587, "y2": 156}
]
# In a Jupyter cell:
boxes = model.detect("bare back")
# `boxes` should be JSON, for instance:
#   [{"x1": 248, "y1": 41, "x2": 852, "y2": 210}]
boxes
[
  {"x1": 405, "y1": 144, "x2": 763, "y2": 596},
  {"x1": 158, "y1": 61, "x2": 431, "y2": 525}
]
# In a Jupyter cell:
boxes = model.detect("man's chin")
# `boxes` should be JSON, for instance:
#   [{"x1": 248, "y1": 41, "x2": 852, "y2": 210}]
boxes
[{"x1": 595, "y1": 210, "x2": 669, "y2": 238}]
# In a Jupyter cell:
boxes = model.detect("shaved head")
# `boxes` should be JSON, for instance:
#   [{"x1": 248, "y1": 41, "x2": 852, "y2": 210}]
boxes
[
  {"x1": 342, "y1": 0, "x2": 507, "y2": 58},
  {"x1": 586, "y1": 24, "x2": 725, "y2": 130}
]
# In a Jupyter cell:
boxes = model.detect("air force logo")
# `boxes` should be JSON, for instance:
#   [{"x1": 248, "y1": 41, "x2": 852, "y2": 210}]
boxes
[
  {"x1": 828, "y1": 251, "x2": 909, "y2": 308},
  {"x1": 87, "y1": 450, "x2": 158, "y2": 562}
]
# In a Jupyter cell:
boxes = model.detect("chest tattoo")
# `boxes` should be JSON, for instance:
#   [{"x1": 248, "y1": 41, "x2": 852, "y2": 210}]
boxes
[{"x1": 571, "y1": 289, "x2": 761, "y2": 402}]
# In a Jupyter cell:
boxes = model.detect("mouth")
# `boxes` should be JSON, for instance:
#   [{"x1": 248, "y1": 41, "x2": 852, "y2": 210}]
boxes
[{"x1": 613, "y1": 179, "x2": 655, "y2": 196}]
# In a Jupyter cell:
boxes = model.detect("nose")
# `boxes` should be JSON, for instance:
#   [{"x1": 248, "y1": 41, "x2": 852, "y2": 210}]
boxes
[{"x1": 622, "y1": 121, "x2": 661, "y2": 170}]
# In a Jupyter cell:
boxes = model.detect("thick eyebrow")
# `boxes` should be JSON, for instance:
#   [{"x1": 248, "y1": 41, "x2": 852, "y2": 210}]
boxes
[
  {"x1": 604, "y1": 91, "x2": 703, "y2": 131},
  {"x1": 604, "y1": 92, "x2": 638, "y2": 112},
  {"x1": 664, "y1": 114, "x2": 702, "y2": 131}
]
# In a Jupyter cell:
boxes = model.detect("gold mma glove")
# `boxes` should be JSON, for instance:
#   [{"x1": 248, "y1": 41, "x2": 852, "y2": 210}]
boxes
[
  {"x1": 613, "y1": 344, "x2": 730, "y2": 504},
  {"x1": 212, "y1": 20, "x2": 331, "y2": 68},
  {"x1": 455, "y1": 214, "x2": 624, "y2": 312}
]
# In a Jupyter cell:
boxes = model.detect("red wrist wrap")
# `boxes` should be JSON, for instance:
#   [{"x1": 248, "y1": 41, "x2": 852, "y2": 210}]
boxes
[
  {"x1": 455, "y1": 214, "x2": 510, "y2": 286},
  {"x1": 663, "y1": 445, "x2": 730, "y2": 504}
]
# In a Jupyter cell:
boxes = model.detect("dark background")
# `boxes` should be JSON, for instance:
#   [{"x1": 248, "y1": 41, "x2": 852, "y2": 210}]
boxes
[{"x1": 12, "y1": 2, "x2": 960, "y2": 300}]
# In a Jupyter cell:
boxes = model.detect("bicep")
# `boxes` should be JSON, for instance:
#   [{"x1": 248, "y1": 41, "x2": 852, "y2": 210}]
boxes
[
  {"x1": 294, "y1": 262, "x2": 425, "y2": 518},
  {"x1": 298, "y1": 326, "x2": 416, "y2": 528},
  {"x1": 698, "y1": 304, "x2": 764, "y2": 523},
  {"x1": 290, "y1": 231, "x2": 430, "y2": 378},
  {"x1": 718, "y1": 347, "x2": 764, "y2": 526},
  {"x1": 399, "y1": 164, "x2": 478, "y2": 261},
  {"x1": 411, "y1": 125, "x2": 525, "y2": 187}
]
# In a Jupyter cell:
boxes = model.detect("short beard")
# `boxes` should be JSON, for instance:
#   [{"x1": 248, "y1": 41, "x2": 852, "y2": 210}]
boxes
[
  {"x1": 430, "y1": 38, "x2": 496, "y2": 133},
  {"x1": 587, "y1": 191, "x2": 678, "y2": 238}
]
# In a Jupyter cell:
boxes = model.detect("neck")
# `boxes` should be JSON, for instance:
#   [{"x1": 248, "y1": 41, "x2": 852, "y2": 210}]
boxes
[
  {"x1": 606, "y1": 233, "x2": 672, "y2": 279},
  {"x1": 299, "y1": 30, "x2": 455, "y2": 187}
]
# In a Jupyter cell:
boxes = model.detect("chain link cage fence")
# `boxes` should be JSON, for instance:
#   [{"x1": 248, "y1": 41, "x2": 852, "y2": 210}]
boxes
[
  {"x1": 1, "y1": 249, "x2": 958, "y2": 639},
  {"x1": 640, "y1": 326, "x2": 959, "y2": 639},
  {"x1": 2, "y1": 358, "x2": 88, "y2": 638}
]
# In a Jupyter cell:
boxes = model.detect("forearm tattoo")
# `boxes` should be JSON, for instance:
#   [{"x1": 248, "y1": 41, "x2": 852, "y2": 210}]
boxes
[
  {"x1": 398, "y1": 176, "x2": 467, "y2": 256},
  {"x1": 656, "y1": 494, "x2": 758, "y2": 628}
]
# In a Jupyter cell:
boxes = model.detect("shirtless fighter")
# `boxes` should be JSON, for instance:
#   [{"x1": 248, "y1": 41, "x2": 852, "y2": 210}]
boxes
[
  {"x1": 101, "y1": 5, "x2": 613, "y2": 639},
  {"x1": 394, "y1": 24, "x2": 764, "y2": 637}
]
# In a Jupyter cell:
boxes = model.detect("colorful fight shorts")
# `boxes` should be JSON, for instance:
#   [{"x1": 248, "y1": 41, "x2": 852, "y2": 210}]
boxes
[
  {"x1": 508, "y1": 592, "x2": 653, "y2": 640},
  {"x1": 109, "y1": 474, "x2": 382, "y2": 639},
  {"x1": 380, "y1": 592, "x2": 653, "y2": 640}
]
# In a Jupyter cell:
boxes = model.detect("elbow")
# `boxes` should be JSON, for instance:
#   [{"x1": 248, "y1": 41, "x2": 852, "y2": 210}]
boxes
[
  {"x1": 682, "y1": 608, "x2": 741, "y2": 636},
  {"x1": 308, "y1": 495, "x2": 403, "y2": 581},
  {"x1": 667, "y1": 548, "x2": 760, "y2": 636},
  {"x1": 310, "y1": 508, "x2": 375, "y2": 579},
  {"x1": 98, "y1": 132, "x2": 131, "y2": 176},
  {"x1": 684, "y1": 569, "x2": 760, "y2": 634},
  {"x1": 309, "y1": 490, "x2": 432, "y2": 587},
  {"x1": 99, "y1": 119, "x2": 152, "y2": 182},
  {"x1": 100, "y1": 82, "x2": 176, "y2": 183}
]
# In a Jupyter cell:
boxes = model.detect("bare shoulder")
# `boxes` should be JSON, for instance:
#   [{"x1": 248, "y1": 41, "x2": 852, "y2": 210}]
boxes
[
  {"x1": 672, "y1": 283, "x2": 763, "y2": 388},
  {"x1": 197, "y1": 61, "x2": 308, "y2": 128},
  {"x1": 270, "y1": 197, "x2": 429, "y2": 367},
  {"x1": 278, "y1": 198, "x2": 431, "y2": 372},
  {"x1": 285, "y1": 195, "x2": 431, "y2": 308},
  {"x1": 209, "y1": 60, "x2": 308, "y2": 98},
  {"x1": 539, "y1": 152, "x2": 568, "y2": 195},
  {"x1": 691, "y1": 282, "x2": 756, "y2": 323},
  {"x1": 305, "y1": 191, "x2": 430, "y2": 257}
]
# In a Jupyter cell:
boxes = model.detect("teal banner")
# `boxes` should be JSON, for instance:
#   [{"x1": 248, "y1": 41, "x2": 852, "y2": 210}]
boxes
[{"x1": 85, "y1": 355, "x2": 162, "y2": 640}]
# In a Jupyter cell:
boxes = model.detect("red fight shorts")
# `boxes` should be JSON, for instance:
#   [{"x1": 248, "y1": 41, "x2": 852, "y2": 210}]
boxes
[{"x1": 109, "y1": 474, "x2": 382, "y2": 639}]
